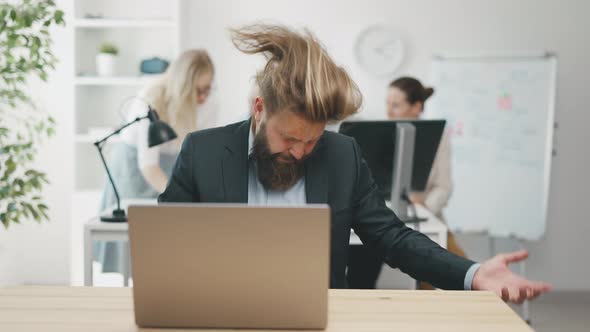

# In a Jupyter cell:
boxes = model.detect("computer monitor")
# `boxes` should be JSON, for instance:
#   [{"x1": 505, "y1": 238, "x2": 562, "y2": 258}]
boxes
[{"x1": 339, "y1": 120, "x2": 446, "y2": 219}]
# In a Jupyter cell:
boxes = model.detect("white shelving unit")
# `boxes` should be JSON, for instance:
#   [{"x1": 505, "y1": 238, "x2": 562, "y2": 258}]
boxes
[
  {"x1": 73, "y1": 0, "x2": 181, "y2": 185},
  {"x1": 71, "y1": 0, "x2": 183, "y2": 286},
  {"x1": 75, "y1": 134, "x2": 123, "y2": 144},
  {"x1": 74, "y1": 18, "x2": 176, "y2": 28},
  {"x1": 74, "y1": 76, "x2": 155, "y2": 86}
]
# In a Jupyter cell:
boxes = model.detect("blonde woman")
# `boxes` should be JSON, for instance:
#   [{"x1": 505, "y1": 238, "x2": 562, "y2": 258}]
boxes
[{"x1": 98, "y1": 50, "x2": 215, "y2": 274}]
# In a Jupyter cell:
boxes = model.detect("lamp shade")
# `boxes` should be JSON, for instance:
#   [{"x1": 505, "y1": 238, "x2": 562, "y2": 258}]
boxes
[{"x1": 147, "y1": 109, "x2": 177, "y2": 147}]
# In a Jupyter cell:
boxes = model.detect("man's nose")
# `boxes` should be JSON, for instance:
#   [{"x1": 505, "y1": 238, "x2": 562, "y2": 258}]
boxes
[{"x1": 289, "y1": 143, "x2": 305, "y2": 160}]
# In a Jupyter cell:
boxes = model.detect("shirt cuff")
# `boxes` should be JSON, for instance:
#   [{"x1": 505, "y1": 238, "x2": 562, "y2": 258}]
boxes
[{"x1": 464, "y1": 263, "x2": 481, "y2": 290}]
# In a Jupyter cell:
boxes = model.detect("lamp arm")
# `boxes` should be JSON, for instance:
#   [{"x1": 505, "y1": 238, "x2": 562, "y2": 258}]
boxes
[
  {"x1": 93, "y1": 115, "x2": 148, "y2": 146},
  {"x1": 95, "y1": 143, "x2": 123, "y2": 212},
  {"x1": 92, "y1": 113, "x2": 149, "y2": 215}
]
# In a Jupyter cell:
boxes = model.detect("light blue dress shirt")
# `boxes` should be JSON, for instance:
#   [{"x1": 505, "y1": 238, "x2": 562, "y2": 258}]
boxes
[
  {"x1": 246, "y1": 126, "x2": 306, "y2": 206},
  {"x1": 246, "y1": 125, "x2": 479, "y2": 290}
]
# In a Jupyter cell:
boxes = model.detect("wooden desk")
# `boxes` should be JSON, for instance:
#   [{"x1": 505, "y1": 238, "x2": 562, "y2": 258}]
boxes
[
  {"x1": 349, "y1": 203, "x2": 448, "y2": 247},
  {"x1": 0, "y1": 287, "x2": 531, "y2": 331}
]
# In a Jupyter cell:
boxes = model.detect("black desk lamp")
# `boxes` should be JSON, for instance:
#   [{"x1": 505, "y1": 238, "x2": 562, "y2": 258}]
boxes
[{"x1": 94, "y1": 105, "x2": 177, "y2": 222}]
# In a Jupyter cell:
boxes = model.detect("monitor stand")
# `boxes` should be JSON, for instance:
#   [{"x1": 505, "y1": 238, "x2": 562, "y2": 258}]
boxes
[{"x1": 390, "y1": 123, "x2": 427, "y2": 226}]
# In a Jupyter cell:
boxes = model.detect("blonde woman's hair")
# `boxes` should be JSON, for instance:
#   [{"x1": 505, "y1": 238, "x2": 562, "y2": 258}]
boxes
[
  {"x1": 144, "y1": 49, "x2": 214, "y2": 145},
  {"x1": 230, "y1": 24, "x2": 362, "y2": 122}
]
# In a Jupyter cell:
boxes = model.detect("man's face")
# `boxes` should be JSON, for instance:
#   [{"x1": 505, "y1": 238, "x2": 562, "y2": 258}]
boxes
[{"x1": 251, "y1": 97, "x2": 325, "y2": 191}]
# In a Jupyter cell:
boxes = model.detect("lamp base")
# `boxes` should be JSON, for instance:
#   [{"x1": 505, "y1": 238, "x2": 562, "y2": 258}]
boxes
[{"x1": 100, "y1": 209, "x2": 127, "y2": 223}]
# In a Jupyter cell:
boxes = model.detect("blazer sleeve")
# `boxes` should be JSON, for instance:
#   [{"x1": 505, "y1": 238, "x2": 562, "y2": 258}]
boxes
[
  {"x1": 158, "y1": 133, "x2": 200, "y2": 203},
  {"x1": 349, "y1": 139, "x2": 474, "y2": 290}
]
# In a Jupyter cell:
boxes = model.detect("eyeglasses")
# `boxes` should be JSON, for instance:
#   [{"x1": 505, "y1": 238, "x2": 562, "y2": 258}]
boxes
[{"x1": 196, "y1": 85, "x2": 213, "y2": 97}]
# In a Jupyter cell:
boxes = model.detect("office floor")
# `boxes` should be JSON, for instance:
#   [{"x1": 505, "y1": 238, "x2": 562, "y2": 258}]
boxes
[{"x1": 515, "y1": 291, "x2": 590, "y2": 332}]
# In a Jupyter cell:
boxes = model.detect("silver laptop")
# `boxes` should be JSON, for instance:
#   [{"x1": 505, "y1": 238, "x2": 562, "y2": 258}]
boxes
[{"x1": 128, "y1": 204, "x2": 330, "y2": 329}]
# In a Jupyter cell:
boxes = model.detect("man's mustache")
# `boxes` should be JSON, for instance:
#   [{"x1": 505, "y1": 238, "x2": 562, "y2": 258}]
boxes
[{"x1": 272, "y1": 152, "x2": 312, "y2": 164}]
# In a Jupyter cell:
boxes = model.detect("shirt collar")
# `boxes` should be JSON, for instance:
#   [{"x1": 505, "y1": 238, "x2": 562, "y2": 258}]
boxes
[{"x1": 248, "y1": 120, "x2": 255, "y2": 158}]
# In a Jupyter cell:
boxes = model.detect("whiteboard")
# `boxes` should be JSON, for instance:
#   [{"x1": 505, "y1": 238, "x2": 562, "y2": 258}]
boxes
[{"x1": 425, "y1": 54, "x2": 556, "y2": 240}]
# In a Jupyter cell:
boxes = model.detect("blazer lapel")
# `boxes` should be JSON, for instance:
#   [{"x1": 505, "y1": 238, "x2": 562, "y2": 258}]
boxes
[
  {"x1": 221, "y1": 120, "x2": 250, "y2": 203},
  {"x1": 305, "y1": 135, "x2": 328, "y2": 204}
]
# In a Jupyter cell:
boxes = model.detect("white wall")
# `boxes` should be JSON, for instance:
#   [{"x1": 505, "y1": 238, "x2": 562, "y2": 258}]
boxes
[
  {"x1": 185, "y1": 0, "x2": 590, "y2": 290},
  {"x1": 0, "y1": 0, "x2": 73, "y2": 286}
]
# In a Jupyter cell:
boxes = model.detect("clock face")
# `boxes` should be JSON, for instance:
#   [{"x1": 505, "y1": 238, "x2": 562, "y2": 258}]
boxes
[{"x1": 354, "y1": 25, "x2": 404, "y2": 77}]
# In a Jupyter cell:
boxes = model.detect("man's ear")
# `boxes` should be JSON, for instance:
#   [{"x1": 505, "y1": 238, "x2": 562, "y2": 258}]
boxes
[{"x1": 254, "y1": 97, "x2": 265, "y2": 120}]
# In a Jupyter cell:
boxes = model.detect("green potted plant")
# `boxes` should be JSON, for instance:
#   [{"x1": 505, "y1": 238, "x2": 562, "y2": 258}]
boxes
[
  {"x1": 96, "y1": 42, "x2": 119, "y2": 76},
  {"x1": 0, "y1": 0, "x2": 65, "y2": 228}
]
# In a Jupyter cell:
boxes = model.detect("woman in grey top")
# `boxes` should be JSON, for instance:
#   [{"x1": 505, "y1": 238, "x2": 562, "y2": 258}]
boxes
[
  {"x1": 347, "y1": 77, "x2": 467, "y2": 290},
  {"x1": 97, "y1": 50, "x2": 217, "y2": 275}
]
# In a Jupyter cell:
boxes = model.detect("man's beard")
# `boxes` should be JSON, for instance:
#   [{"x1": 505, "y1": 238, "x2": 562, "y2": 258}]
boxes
[{"x1": 251, "y1": 122, "x2": 306, "y2": 191}]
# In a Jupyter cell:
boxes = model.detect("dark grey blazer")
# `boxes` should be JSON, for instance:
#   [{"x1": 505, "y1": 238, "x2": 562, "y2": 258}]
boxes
[{"x1": 158, "y1": 120, "x2": 475, "y2": 289}]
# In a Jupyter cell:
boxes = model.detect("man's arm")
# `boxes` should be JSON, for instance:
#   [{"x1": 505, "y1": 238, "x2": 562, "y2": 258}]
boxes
[
  {"x1": 349, "y1": 140, "x2": 475, "y2": 290},
  {"x1": 158, "y1": 134, "x2": 199, "y2": 203}
]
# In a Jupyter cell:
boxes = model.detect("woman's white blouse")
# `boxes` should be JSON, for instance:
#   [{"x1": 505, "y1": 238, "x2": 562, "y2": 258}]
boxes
[{"x1": 119, "y1": 88, "x2": 219, "y2": 170}]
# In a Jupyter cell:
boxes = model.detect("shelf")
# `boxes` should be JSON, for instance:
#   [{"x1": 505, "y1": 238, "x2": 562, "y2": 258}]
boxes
[
  {"x1": 75, "y1": 76, "x2": 155, "y2": 86},
  {"x1": 75, "y1": 134, "x2": 122, "y2": 143},
  {"x1": 74, "y1": 18, "x2": 176, "y2": 28},
  {"x1": 73, "y1": 189, "x2": 103, "y2": 196},
  {"x1": 75, "y1": 134, "x2": 100, "y2": 143}
]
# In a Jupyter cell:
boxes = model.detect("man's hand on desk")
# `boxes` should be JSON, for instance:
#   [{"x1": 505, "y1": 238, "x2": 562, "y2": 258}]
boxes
[
  {"x1": 472, "y1": 249, "x2": 552, "y2": 304},
  {"x1": 409, "y1": 192, "x2": 425, "y2": 205}
]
